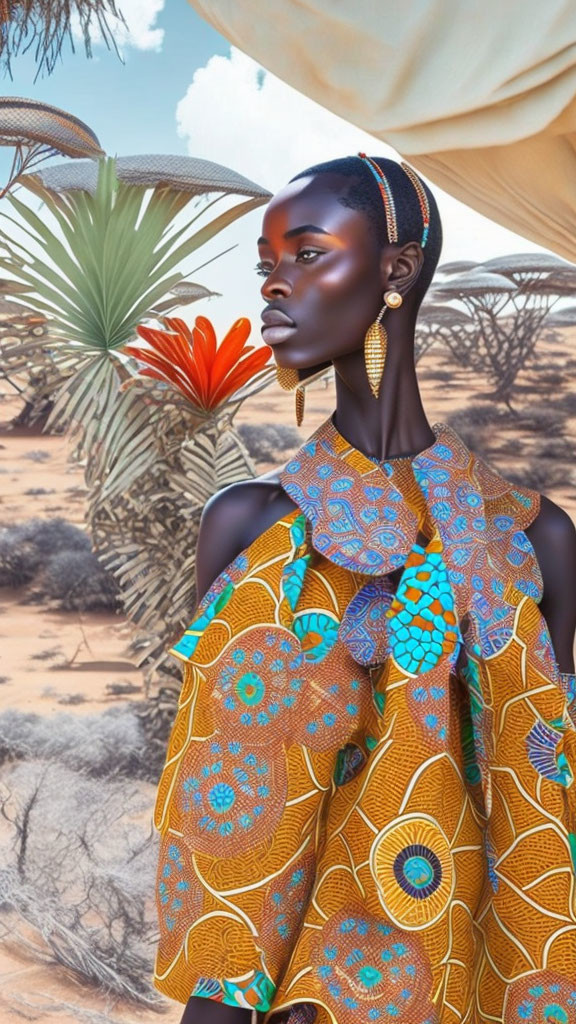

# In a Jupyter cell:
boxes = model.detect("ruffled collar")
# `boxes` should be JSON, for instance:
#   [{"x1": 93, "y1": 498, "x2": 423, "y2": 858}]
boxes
[{"x1": 278, "y1": 413, "x2": 543, "y2": 608}]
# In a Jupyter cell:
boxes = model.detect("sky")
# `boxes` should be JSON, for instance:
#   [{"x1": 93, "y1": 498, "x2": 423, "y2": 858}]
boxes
[{"x1": 0, "y1": 0, "x2": 552, "y2": 337}]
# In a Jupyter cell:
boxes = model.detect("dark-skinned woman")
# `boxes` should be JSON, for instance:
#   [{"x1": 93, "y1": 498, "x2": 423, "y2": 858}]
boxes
[{"x1": 153, "y1": 155, "x2": 576, "y2": 1024}]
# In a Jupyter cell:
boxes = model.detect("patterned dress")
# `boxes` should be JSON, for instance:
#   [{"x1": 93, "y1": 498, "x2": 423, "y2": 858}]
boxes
[{"x1": 153, "y1": 414, "x2": 576, "y2": 1023}]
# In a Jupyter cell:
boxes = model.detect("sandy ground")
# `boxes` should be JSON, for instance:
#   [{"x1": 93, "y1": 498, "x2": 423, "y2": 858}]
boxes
[{"x1": 0, "y1": 330, "x2": 574, "y2": 1022}]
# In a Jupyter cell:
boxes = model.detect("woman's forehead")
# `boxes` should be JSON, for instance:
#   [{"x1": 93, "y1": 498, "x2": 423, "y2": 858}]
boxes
[
  {"x1": 269, "y1": 171, "x2": 352, "y2": 209},
  {"x1": 259, "y1": 172, "x2": 365, "y2": 240}
]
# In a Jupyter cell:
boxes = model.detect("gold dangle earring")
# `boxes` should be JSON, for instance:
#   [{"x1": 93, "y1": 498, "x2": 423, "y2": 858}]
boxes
[
  {"x1": 275, "y1": 365, "x2": 306, "y2": 426},
  {"x1": 363, "y1": 288, "x2": 403, "y2": 398},
  {"x1": 275, "y1": 364, "x2": 331, "y2": 427}
]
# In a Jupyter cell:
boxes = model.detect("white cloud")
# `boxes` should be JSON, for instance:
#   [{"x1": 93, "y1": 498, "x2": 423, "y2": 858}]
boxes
[
  {"x1": 172, "y1": 46, "x2": 546, "y2": 336},
  {"x1": 176, "y1": 46, "x2": 545, "y2": 257},
  {"x1": 71, "y1": 0, "x2": 165, "y2": 53},
  {"x1": 176, "y1": 47, "x2": 395, "y2": 190}
]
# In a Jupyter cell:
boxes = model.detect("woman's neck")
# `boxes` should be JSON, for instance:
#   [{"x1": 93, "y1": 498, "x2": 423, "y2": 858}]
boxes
[{"x1": 331, "y1": 336, "x2": 435, "y2": 463}]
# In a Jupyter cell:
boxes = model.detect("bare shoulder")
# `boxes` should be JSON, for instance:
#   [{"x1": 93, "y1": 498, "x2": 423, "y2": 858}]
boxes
[
  {"x1": 524, "y1": 493, "x2": 576, "y2": 672},
  {"x1": 525, "y1": 493, "x2": 576, "y2": 559},
  {"x1": 195, "y1": 470, "x2": 299, "y2": 601}
]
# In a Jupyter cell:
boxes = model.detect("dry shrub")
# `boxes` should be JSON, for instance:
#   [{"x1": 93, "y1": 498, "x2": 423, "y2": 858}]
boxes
[
  {"x1": 237, "y1": 422, "x2": 303, "y2": 463},
  {"x1": 557, "y1": 392, "x2": 576, "y2": 416},
  {"x1": 532, "y1": 437, "x2": 574, "y2": 462},
  {"x1": 514, "y1": 405, "x2": 566, "y2": 437},
  {"x1": 31, "y1": 548, "x2": 121, "y2": 612},
  {"x1": 0, "y1": 705, "x2": 148, "y2": 779},
  {"x1": 23, "y1": 449, "x2": 51, "y2": 463},
  {"x1": 0, "y1": 517, "x2": 120, "y2": 611},
  {"x1": 0, "y1": 517, "x2": 90, "y2": 587},
  {"x1": 506, "y1": 458, "x2": 568, "y2": 491},
  {"x1": 0, "y1": 759, "x2": 162, "y2": 1009}
]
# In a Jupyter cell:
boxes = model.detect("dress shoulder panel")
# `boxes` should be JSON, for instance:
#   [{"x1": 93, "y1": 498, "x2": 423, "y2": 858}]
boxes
[
  {"x1": 472, "y1": 449, "x2": 541, "y2": 531},
  {"x1": 167, "y1": 508, "x2": 304, "y2": 664}
]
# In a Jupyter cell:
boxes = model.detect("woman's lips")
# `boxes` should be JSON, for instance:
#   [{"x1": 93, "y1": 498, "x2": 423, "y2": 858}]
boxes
[{"x1": 261, "y1": 323, "x2": 297, "y2": 344}]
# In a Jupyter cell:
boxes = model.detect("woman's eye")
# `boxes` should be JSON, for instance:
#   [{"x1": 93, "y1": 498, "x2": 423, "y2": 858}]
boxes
[
  {"x1": 254, "y1": 249, "x2": 324, "y2": 277},
  {"x1": 296, "y1": 248, "x2": 322, "y2": 263}
]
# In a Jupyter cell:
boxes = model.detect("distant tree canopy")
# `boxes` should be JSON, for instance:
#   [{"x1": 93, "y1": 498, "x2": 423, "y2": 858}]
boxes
[{"x1": 420, "y1": 253, "x2": 576, "y2": 408}]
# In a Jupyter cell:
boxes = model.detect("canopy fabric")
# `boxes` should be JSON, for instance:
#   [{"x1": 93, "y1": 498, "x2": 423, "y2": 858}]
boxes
[{"x1": 188, "y1": 0, "x2": 576, "y2": 263}]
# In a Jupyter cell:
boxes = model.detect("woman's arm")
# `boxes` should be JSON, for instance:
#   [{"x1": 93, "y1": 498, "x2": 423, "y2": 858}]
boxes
[
  {"x1": 195, "y1": 477, "x2": 298, "y2": 602},
  {"x1": 525, "y1": 494, "x2": 576, "y2": 674},
  {"x1": 182, "y1": 483, "x2": 267, "y2": 1024},
  {"x1": 195, "y1": 482, "x2": 259, "y2": 602}
]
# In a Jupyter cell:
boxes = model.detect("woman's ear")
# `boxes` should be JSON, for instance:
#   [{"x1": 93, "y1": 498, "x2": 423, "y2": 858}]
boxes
[{"x1": 381, "y1": 241, "x2": 424, "y2": 294}]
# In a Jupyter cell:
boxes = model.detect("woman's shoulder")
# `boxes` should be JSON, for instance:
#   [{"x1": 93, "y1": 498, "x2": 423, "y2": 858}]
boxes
[
  {"x1": 524, "y1": 492, "x2": 576, "y2": 673},
  {"x1": 524, "y1": 492, "x2": 576, "y2": 572},
  {"x1": 195, "y1": 470, "x2": 300, "y2": 601}
]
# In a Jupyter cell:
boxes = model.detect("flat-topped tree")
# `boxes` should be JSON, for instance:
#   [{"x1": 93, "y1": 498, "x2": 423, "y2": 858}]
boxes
[
  {"x1": 427, "y1": 269, "x2": 515, "y2": 400},
  {"x1": 428, "y1": 258, "x2": 576, "y2": 408},
  {"x1": 0, "y1": 97, "x2": 104, "y2": 198},
  {"x1": 480, "y1": 252, "x2": 573, "y2": 279},
  {"x1": 545, "y1": 306, "x2": 576, "y2": 328},
  {"x1": 436, "y1": 259, "x2": 480, "y2": 277},
  {"x1": 415, "y1": 302, "x2": 476, "y2": 365}
]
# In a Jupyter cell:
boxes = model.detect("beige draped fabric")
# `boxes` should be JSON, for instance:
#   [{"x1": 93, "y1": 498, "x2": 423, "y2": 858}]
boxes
[{"x1": 188, "y1": 0, "x2": 576, "y2": 263}]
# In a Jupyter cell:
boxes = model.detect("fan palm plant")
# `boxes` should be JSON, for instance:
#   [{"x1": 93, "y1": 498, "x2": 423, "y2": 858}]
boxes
[
  {"x1": 0, "y1": 154, "x2": 271, "y2": 453},
  {"x1": 0, "y1": 153, "x2": 275, "y2": 707}
]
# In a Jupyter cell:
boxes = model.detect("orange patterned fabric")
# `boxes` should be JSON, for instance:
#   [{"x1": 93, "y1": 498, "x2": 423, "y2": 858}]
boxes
[{"x1": 153, "y1": 415, "x2": 576, "y2": 1022}]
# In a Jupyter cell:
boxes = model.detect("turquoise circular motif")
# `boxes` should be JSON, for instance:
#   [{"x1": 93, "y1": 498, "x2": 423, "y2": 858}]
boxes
[
  {"x1": 404, "y1": 856, "x2": 433, "y2": 887},
  {"x1": 178, "y1": 739, "x2": 286, "y2": 855},
  {"x1": 214, "y1": 629, "x2": 306, "y2": 743},
  {"x1": 371, "y1": 815, "x2": 454, "y2": 928},
  {"x1": 394, "y1": 847, "x2": 442, "y2": 898},
  {"x1": 313, "y1": 906, "x2": 434, "y2": 1016},
  {"x1": 235, "y1": 672, "x2": 265, "y2": 706},
  {"x1": 357, "y1": 965, "x2": 382, "y2": 988},
  {"x1": 207, "y1": 781, "x2": 236, "y2": 813},
  {"x1": 455, "y1": 483, "x2": 482, "y2": 509},
  {"x1": 543, "y1": 1008, "x2": 568, "y2": 1024},
  {"x1": 292, "y1": 611, "x2": 339, "y2": 662},
  {"x1": 504, "y1": 971, "x2": 576, "y2": 1024}
]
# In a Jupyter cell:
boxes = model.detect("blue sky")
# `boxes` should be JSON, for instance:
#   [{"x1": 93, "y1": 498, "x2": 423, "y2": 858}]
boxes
[
  {"x1": 0, "y1": 2, "x2": 229, "y2": 164},
  {"x1": 0, "y1": 2, "x2": 549, "y2": 335}
]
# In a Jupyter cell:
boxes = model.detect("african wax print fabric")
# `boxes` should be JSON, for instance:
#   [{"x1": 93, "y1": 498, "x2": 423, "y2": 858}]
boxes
[{"x1": 153, "y1": 413, "x2": 576, "y2": 1023}]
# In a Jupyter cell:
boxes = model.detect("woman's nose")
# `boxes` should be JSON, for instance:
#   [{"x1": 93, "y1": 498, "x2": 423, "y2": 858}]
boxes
[{"x1": 261, "y1": 268, "x2": 293, "y2": 299}]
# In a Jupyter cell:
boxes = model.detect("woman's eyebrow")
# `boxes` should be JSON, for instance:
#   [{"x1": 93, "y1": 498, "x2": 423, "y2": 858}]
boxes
[{"x1": 257, "y1": 224, "x2": 332, "y2": 245}]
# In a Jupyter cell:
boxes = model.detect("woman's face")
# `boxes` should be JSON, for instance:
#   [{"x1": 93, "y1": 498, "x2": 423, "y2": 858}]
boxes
[{"x1": 257, "y1": 172, "x2": 386, "y2": 369}]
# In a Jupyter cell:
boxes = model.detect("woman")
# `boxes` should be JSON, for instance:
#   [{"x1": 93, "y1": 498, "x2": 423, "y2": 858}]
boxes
[{"x1": 153, "y1": 155, "x2": 576, "y2": 1024}]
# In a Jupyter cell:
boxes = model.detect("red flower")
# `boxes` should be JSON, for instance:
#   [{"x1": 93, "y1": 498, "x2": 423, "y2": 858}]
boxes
[{"x1": 123, "y1": 315, "x2": 272, "y2": 410}]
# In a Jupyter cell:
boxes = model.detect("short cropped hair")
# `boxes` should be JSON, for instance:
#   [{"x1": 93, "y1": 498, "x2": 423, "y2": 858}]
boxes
[{"x1": 289, "y1": 155, "x2": 442, "y2": 303}]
